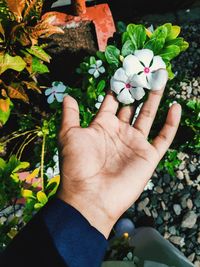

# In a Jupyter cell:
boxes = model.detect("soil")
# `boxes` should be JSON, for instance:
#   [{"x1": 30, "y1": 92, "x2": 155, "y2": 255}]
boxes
[{"x1": 43, "y1": 21, "x2": 98, "y2": 86}]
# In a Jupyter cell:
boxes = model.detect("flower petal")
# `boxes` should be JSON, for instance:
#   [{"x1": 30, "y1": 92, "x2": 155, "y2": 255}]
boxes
[
  {"x1": 55, "y1": 93, "x2": 64, "y2": 102},
  {"x1": 123, "y1": 54, "x2": 143, "y2": 76},
  {"x1": 110, "y1": 77, "x2": 125, "y2": 94},
  {"x1": 113, "y1": 68, "x2": 128, "y2": 83},
  {"x1": 95, "y1": 102, "x2": 101, "y2": 109},
  {"x1": 150, "y1": 55, "x2": 166, "y2": 72},
  {"x1": 96, "y1": 60, "x2": 102, "y2": 68},
  {"x1": 45, "y1": 88, "x2": 53, "y2": 96},
  {"x1": 88, "y1": 68, "x2": 95, "y2": 75},
  {"x1": 117, "y1": 89, "x2": 134, "y2": 105},
  {"x1": 97, "y1": 95, "x2": 104, "y2": 102},
  {"x1": 47, "y1": 93, "x2": 55, "y2": 104},
  {"x1": 98, "y1": 66, "x2": 105, "y2": 74},
  {"x1": 93, "y1": 70, "x2": 100, "y2": 78},
  {"x1": 132, "y1": 73, "x2": 150, "y2": 89},
  {"x1": 134, "y1": 49, "x2": 154, "y2": 67},
  {"x1": 148, "y1": 69, "x2": 168, "y2": 91},
  {"x1": 129, "y1": 87, "x2": 145, "y2": 101},
  {"x1": 56, "y1": 83, "x2": 66, "y2": 93}
]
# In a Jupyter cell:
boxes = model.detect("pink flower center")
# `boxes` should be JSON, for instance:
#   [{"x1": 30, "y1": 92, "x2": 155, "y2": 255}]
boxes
[
  {"x1": 125, "y1": 83, "x2": 131, "y2": 89},
  {"x1": 144, "y1": 67, "x2": 150, "y2": 74}
]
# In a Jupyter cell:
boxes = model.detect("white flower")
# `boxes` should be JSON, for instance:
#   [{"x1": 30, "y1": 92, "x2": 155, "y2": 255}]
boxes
[
  {"x1": 124, "y1": 49, "x2": 167, "y2": 90},
  {"x1": 45, "y1": 82, "x2": 67, "y2": 104},
  {"x1": 110, "y1": 49, "x2": 168, "y2": 104},
  {"x1": 144, "y1": 180, "x2": 154, "y2": 191},
  {"x1": 88, "y1": 60, "x2": 105, "y2": 78},
  {"x1": 95, "y1": 95, "x2": 104, "y2": 109},
  {"x1": 46, "y1": 167, "x2": 54, "y2": 179},
  {"x1": 110, "y1": 67, "x2": 145, "y2": 105}
]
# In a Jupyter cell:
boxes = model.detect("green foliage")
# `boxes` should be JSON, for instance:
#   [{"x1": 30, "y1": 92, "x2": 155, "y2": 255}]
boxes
[
  {"x1": 157, "y1": 150, "x2": 181, "y2": 176},
  {"x1": 0, "y1": 155, "x2": 29, "y2": 209},
  {"x1": 0, "y1": 0, "x2": 63, "y2": 125}
]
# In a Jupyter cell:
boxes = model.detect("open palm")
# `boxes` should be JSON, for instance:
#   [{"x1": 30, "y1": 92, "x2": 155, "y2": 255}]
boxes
[{"x1": 58, "y1": 87, "x2": 181, "y2": 238}]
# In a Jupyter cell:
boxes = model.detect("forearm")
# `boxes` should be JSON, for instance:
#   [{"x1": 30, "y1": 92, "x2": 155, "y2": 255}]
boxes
[{"x1": 1, "y1": 198, "x2": 108, "y2": 267}]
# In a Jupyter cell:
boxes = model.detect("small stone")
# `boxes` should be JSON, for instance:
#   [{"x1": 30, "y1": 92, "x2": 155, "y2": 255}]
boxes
[
  {"x1": 189, "y1": 164, "x2": 196, "y2": 173},
  {"x1": 137, "y1": 197, "x2": 149, "y2": 211},
  {"x1": 161, "y1": 201, "x2": 166, "y2": 210},
  {"x1": 188, "y1": 253, "x2": 195, "y2": 262},
  {"x1": 194, "y1": 261, "x2": 200, "y2": 267},
  {"x1": 186, "y1": 86, "x2": 192, "y2": 94},
  {"x1": 187, "y1": 199, "x2": 193, "y2": 210},
  {"x1": 181, "y1": 211, "x2": 198, "y2": 229},
  {"x1": 144, "y1": 207, "x2": 151, "y2": 217},
  {"x1": 193, "y1": 80, "x2": 198, "y2": 87},
  {"x1": 179, "y1": 162, "x2": 186, "y2": 170},
  {"x1": 173, "y1": 204, "x2": 182, "y2": 215},
  {"x1": 181, "y1": 194, "x2": 190, "y2": 209},
  {"x1": 163, "y1": 212, "x2": 170, "y2": 221},
  {"x1": 169, "y1": 226, "x2": 176, "y2": 235},
  {"x1": 164, "y1": 232, "x2": 171, "y2": 239},
  {"x1": 177, "y1": 170, "x2": 184, "y2": 180},
  {"x1": 155, "y1": 186, "x2": 163, "y2": 194},
  {"x1": 170, "y1": 236, "x2": 185, "y2": 247},
  {"x1": 178, "y1": 183, "x2": 184, "y2": 190},
  {"x1": 152, "y1": 209, "x2": 158, "y2": 219}
]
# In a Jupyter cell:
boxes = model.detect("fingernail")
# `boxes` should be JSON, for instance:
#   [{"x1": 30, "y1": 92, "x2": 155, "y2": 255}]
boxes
[{"x1": 169, "y1": 101, "x2": 177, "y2": 107}]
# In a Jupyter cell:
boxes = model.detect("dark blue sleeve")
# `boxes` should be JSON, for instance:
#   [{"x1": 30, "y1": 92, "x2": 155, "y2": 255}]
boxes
[{"x1": 1, "y1": 198, "x2": 108, "y2": 267}]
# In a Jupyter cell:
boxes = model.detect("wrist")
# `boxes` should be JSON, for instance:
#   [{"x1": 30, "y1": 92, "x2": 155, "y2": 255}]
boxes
[{"x1": 57, "y1": 190, "x2": 114, "y2": 239}]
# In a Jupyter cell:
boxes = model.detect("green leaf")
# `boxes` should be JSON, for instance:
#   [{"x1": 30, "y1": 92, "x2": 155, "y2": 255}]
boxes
[
  {"x1": 126, "y1": 24, "x2": 146, "y2": 49},
  {"x1": 117, "y1": 21, "x2": 127, "y2": 33},
  {"x1": 0, "y1": 158, "x2": 6, "y2": 170},
  {"x1": 144, "y1": 25, "x2": 168, "y2": 54},
  {"x1": 13, "y1": 161, "x2": 30, "y2": 173},
  {"x1": 89, "y1": 56, "x2": 96, "y2": 65},
  {"x1": 167, "y1": 37, "x2": 189, "y2": 52},
  {"x1": 32, "y1": 57, "x2": 49, "y2": 73},
  {"x1": 37, "y1": 191, "x2": 48, "y2": 205},
  {"x1": 160, "y1": 45, "x2": 180, "y2": 61},
  {"x1": 96, "y1": 51, "x2": 106, "y2": 62},
  {"x1": 105, "y1": 45, "x2": 120, "y2": 66},
  {"x1": 122, "y1": 32, "x2": 129, "y2": 44},
  {"x1": 166, "y1": 25, "x2": 181, "y2": 41},
  {"x1": 97, "y1": 80, "x2": 106, "y2": 93},
  {"x1": 0, "y1": 98, "x2": 13, "y2": 126},
  {"x1": 34, "y1": 203, "x2": 43, "y2": 209},
  {"x1": 21, "y1": 189, "x2": 35, "y2": 199},
  {"x1": 121, "y1": 40, "x2": 135, "y2": 57},
  {"x1": 26, "y1": 46, "x2": 51, "y2": 63},
  {"x1": 0, "y1": 54, "x2": 26, "y2": 74},
  {"x1": 166, "y1": 62, "x2": 175, "y2": 80}
]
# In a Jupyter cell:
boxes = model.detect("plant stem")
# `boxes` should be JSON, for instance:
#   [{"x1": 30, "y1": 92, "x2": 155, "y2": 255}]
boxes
[{"x1": 41, "y1": 133, "x2": 46, "y2": 191}]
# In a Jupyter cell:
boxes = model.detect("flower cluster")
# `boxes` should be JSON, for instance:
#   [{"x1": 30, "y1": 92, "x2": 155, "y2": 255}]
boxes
[
  {"x1": 110, "y1": 49, "x2": 167, "y2": 104},
  {"x1": 46, "y1": 150, "x2": 60, "y2": 179}
]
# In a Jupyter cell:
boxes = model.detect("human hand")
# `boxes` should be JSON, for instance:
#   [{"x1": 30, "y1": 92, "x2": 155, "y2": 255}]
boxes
[{"x1": 57, "y1": 76, "x2": 181, "y2": 238}]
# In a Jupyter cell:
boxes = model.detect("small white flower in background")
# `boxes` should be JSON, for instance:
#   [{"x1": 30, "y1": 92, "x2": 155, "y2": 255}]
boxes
[
  {"x1": 110, "y1": 49, "x2": 168, "y2": 105},
  {"x1": 88, "y1": 60, "x2": 105, "y2": 78},
  {"x1": 144, "y1": 179, "x2": 154, "y2": 191},
  {"x1": 46, "y1": 150, "x2": 60, "y2": 179},
  {"x1": 53, "y1": 150, "x2": 59, "y2": 163},
  {"x1": 95, "y1": 95, "x2": 104, "y2": 109},
  {"x1": 110, "y1": 68, "x2": 145, "y2": 105},
  {"x1": 45, "y1": 82, "x2": 68, "y2": 104},
  {"x1": 46, "y1": 167, "x2": 55, "y2": 179}
]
